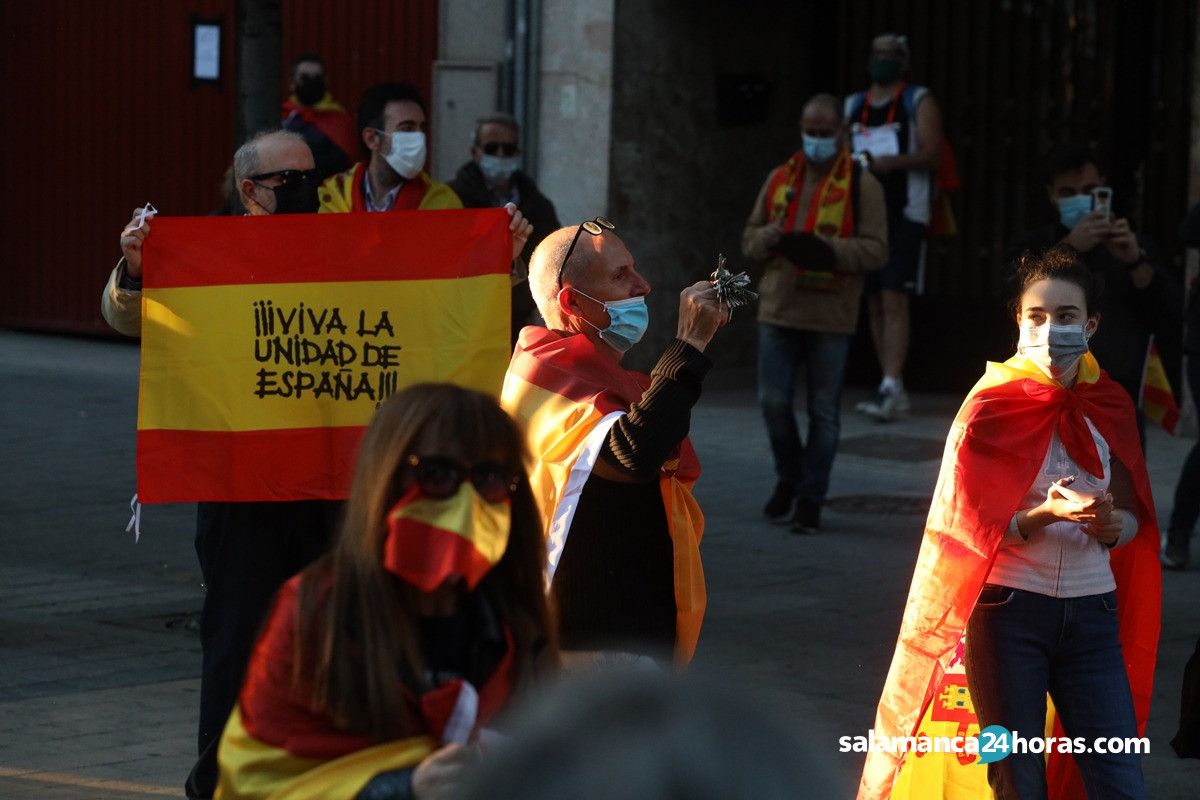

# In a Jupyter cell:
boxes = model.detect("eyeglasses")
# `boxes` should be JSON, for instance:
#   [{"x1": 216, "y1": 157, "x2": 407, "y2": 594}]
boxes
[
  {"x1": 249, "y1": 169, "x2": 318, "y2": 187},
  {"x1": 480, "y1": 141, "x2": 519, "y2": 157},
  {"x1": 405, "y1": 455, "x2": 519, "y2": 503},
  {"x1": 556, "y1": 217, "x2": 616, "y2": 289}
]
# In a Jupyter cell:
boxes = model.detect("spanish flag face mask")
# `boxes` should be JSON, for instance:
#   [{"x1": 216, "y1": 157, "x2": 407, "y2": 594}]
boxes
[{"x1": 382, "y1": 481, "x2": 512, "y2": 593}]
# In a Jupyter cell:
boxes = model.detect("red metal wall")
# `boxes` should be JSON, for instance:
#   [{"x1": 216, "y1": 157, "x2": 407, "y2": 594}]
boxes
[
  {"x1": 282, "y1": 0, "x2": 439, "y2": 143},
  {"x1": 1, "y1": 0, "x2": 237, "y2": 335},
  {"x1": 2, "y1": 0, "x2": 439, "y2": 336}
]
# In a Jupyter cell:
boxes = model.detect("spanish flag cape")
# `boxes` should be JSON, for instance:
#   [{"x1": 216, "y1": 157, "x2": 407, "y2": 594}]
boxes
[
  {"x1": 858, "y1": 352, "x2": 1161, "y2": 800},
  {"x1": 216, "y1": 576, "x2": 515, "y2": 800},
  {"x1": 500, "y1": 326, "x2": 706, "y2": 665},
  {"x1": 282, "y1": 92, "x2": 358, "y2": 162},
  {"x1": 317, "y1": 163, "x2": 463, "y2": 213}
]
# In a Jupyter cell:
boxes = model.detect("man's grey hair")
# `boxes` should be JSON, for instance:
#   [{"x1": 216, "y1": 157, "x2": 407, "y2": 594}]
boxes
[
  {"x1": 473, "y1": 112, "x2": 519, "y2": 146},
  {"x1": 232, "y1": 129, "x2": 307, "y2": 182}
]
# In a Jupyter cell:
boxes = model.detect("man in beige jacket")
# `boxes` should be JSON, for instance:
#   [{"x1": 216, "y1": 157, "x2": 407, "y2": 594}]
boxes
[{"x1": 741, "y1": 93, "x2": 888, "y2": 534}]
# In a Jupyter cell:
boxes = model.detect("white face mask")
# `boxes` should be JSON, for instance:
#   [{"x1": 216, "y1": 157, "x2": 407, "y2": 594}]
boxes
[
  {"x1": 1018, "y1": 321, "x2": 1092, "y2": 382},
  {"x1": 479, "y1": 154, "x2": 520, "y2": 187},
  {"x1": 381, "y1": 130, "x2": 426, "y2": 179}
]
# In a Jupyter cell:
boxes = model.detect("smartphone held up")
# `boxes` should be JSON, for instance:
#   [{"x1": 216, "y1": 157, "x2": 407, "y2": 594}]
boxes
[{"x1": 1092, "y1": 186, "x2": 1113, "y2": 221}]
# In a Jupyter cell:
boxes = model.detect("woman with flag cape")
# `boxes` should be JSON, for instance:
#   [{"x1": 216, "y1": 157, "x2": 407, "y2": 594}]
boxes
[
  {"x1": 214, "y1": 385, "x2": 556, "y2": 799},
  {"x1": 859, "y1": 247, "x2": 1161, "y2": 800}
]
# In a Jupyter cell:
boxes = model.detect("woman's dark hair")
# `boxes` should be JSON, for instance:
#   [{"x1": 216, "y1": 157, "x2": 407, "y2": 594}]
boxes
[
  {"x1": 293, "y1": 383, "x2": 556, "y2": 740},
  {"x1": 1008, "y1": 245, "x2": 1103, "y2": 318}
]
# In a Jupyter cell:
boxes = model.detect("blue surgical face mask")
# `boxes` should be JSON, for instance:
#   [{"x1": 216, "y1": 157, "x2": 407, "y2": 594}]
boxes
[
  {"x1": 1018, "y1": 321, "x2": 1093, "y2": 382},
  {"x1": 571, "y1": 291, "x2": 649, "y2": 353},
  {"x1": 1056, "y1": 194, "x2": 1092, "y2": 230},
  {"x1": 802, "y1": 134, "x2": 839, "y2": 163}
]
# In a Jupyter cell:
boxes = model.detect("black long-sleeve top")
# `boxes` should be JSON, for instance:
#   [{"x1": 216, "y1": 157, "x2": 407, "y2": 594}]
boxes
[{"x1": 551, "y1": 339, "x2": 711, "y2": 657}]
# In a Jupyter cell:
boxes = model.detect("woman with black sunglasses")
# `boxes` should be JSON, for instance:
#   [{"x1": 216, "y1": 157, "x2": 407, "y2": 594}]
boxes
[{"x1": 214, "y1": 383, "x2": 557, "y2": 800}]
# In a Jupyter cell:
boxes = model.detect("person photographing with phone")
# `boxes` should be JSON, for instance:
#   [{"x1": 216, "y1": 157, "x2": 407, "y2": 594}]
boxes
[{"x1": 1009, "y1": 143, "x2": 1181, "y2": 445}]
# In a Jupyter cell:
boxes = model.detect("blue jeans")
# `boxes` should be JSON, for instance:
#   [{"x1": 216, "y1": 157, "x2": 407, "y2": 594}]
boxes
[
  {"x1": 757, "y1": 324, "x2": 851, "y2": 502},
  {"x1": 965, "y1": 586, "x2": 1145, "y2": 800},
  {"x1": 1167, "y1": 355, "x2": 1200, "y2": 540}
]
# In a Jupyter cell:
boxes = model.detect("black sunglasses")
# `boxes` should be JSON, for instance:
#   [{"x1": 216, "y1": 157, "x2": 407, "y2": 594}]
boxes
[
  {"x1": 249, "y1": 169, "x2": 318, "y2": 186},
  {"x1": 406, "y1": 455, "x2": 519, "y2": 504},
  {"x1": 556, "y1": 217, "x2": 616, "y2": 289},
  {"x1": 480, "y1": 141, "x2": 519, "y2": 157}
]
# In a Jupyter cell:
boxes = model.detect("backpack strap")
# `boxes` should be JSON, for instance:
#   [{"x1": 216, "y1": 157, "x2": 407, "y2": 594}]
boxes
[
  {"x1": 900, "y1": 84, "x2": 926, "y2": 120},
  {"x1": 846, "y1": 91, "x2": 867, "y2": 128}
]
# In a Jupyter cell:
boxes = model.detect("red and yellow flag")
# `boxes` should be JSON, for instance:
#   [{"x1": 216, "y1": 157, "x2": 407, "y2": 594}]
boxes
[
  {"x1": 216, "y1": 575, "x2": 516, "y2": 800},
  {"x1": 1141, "y1": 339, "x2": 1180, "y2": 434},
  {"x1": 859, "y1": 354, "x2": 1161, "y2": 800},
  {"x1": 500, "y1": 327, "x2": 706, "y2": 665},
  {"x1": 137, "y1": 210, "x2": 511, "y2": 503}
]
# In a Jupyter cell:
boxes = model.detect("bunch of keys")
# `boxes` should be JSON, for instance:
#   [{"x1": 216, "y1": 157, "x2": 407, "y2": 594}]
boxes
[{"x1": 709, "y1": 253, "x2": 758, "y2": 319}]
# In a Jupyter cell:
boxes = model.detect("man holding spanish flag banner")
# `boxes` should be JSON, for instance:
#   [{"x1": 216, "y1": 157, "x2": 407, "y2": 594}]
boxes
[
  {"x1": 502, "y1": 219, "x2": 729, "y2": 666},
  {"x1": 101, "y1": 129, "x2": 532, "y2": 800}
]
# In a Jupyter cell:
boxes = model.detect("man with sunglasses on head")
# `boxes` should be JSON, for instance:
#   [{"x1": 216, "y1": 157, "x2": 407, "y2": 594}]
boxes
[
  {"x1": 449, "y1": 112, "x2": 562, "y2": 345},
  {"x1": 501, "y1": 219, "x2": 728, "y2": 666},
  {"x1": 101, "y1": 129, "x2": 341, "y2": 800}
]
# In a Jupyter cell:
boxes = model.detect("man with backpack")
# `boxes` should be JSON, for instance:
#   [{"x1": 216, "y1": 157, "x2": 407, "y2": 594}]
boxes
[
  {"x1": 741, "y1": 93, "x2": 888, "y2": 534},
  {"x1": 846, "y1": 33, "x2": 945, "y2": 422}
]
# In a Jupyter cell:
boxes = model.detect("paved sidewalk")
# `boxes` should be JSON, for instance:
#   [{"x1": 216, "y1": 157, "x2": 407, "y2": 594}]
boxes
[{"x1": 2, "y1": 329, "x2": 1198, "y2": 797}]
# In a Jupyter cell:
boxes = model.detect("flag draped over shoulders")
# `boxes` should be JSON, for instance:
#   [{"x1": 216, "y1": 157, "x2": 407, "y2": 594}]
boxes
[
  {"x1": 500, "y1": 326, "x2": 706, "y2": 664},
  {"x1": 215, "y1": 577, "x2": 515, "y2": 800},
  {"x1": 859, "y1": 353, "x2": 1161, "y2": 800}
]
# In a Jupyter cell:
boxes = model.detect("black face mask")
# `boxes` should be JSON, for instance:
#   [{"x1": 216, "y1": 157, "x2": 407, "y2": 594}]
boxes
[
  {"x1": 270, "y1": 175, "x2": 320, "y2": 214},
  {"x1": 295, "y1": 75, "x2": 326, "y2": 106}
]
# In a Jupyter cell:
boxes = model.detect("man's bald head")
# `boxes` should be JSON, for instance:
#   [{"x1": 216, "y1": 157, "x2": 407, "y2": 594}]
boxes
[
  {"x1": 528, "y1": 225, "x2": 603, "y2": 328},
  {"x1": 802, "y1": 93, "x2": 843, "y2": 123}
]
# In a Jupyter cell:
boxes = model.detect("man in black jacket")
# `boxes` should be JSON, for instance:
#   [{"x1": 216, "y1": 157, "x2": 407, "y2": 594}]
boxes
[
  {"x1": 1009, "y1": 143, "x2": 1181, "y2": 442},
  {"x1": 448, "y1": 113, "x2": 561, "y2": 344}
]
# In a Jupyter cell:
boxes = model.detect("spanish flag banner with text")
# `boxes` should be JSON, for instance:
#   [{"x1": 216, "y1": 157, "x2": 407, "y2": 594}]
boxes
[
  {"x1": 138, "y1": 210, "x2": 511, "y2": 503},
  {"x1": 859, "y1": 353, "x2": 1160, "y2": 800}
]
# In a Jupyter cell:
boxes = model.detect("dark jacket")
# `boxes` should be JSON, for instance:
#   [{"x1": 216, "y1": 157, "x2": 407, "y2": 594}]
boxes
[
  {"x1": 1009, "y1": 223, "x2": 1182, "y2": 400},
  {"x1": 449, "y1": 162, "x2": 562, "y2": 345},
  {"x1": 448, "y1": 162, "x2": 561, "y2": 262}
]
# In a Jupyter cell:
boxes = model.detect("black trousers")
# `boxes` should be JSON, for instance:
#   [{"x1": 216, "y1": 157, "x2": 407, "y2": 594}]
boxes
[{"x1": 184, "y1": 500, "x2": 342, "y2": 799}]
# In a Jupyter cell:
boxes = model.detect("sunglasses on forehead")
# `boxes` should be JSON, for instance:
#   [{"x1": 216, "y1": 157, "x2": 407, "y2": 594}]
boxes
[
  {"x1": 249, "y1": 169, "x2": 318, "y2": 186},
  {"x1": 480, "y1": 141, "x2": 519, "y2": 157},
  {"x1": 556, "y1": 217, "x2": 616, "y2": 289},
  {"x1": 405, "y1": 454, "x2": 519, "y2": 504}
]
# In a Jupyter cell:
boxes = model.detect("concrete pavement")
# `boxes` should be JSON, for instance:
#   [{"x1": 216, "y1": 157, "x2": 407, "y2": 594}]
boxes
[{"x1": 1, "y1": 329, "x2": 1198, "y2": 798}]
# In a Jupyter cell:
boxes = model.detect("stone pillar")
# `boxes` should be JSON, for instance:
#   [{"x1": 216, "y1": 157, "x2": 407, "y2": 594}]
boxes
[
  {"x1": 534, "y1": 0, "x2": 615, "y2": 225},
  {"x1": 431, "y1": 0, "x2": 509, "y2": 182}
]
